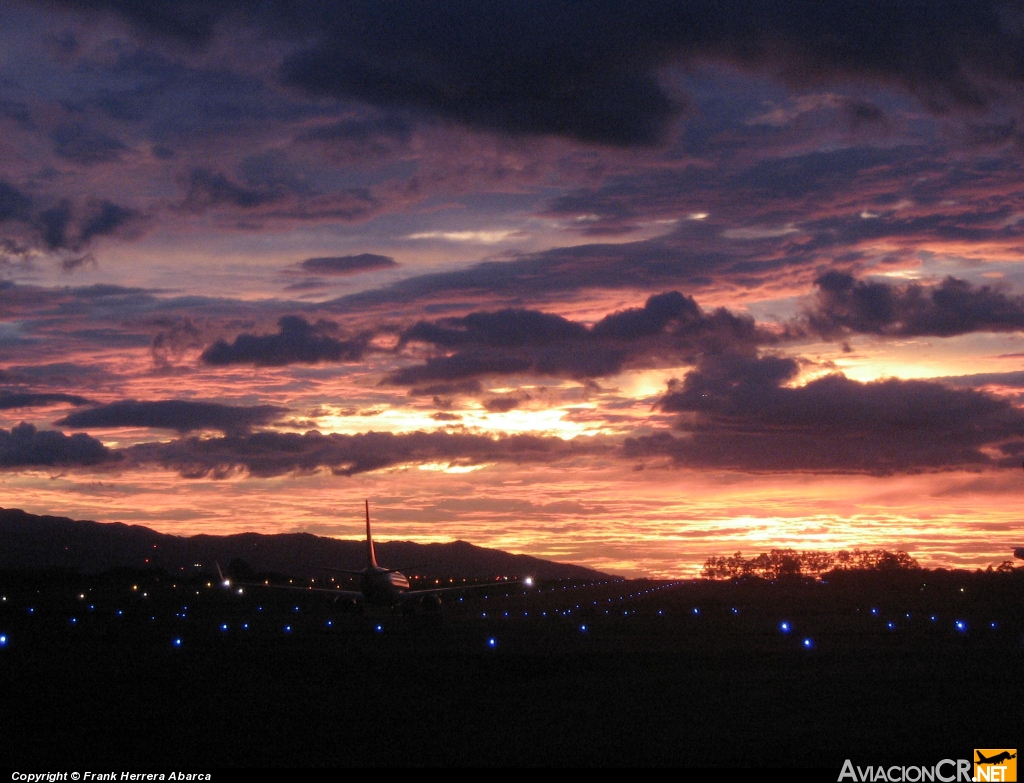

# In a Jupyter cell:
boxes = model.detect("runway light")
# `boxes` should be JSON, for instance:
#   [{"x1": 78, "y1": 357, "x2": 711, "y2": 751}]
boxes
[
  {"x1": 870, "y1": 608, "x2": 879, "y2": 615},
  {"x1": 731, "y1": 607, "x2": 739, "y2": 614},
  {"x1": 375, "y1": 624, "x2": 383, "y2": 633},
  {"x1": 487, "y1": 638, "x2": 497, "y2": 648},
  {"x1": 930, "y1": 615, "x2": 937, "y2": 622},
  {"x1": 284, "y1": 625, "x2": 292, "y2": 633},
  {"x1": 220, "y1": 623, "x2": 228, "y2": 632},
  {"x1": 0, "y1": 634, "x2": 7, "y2": 647},
  {"x1": 802, "y1": 638, "x2": 814, "y2": 649},
  {"x1": 780, "y1": 622, "x2": 791, "y2": 633},
  {"x1": 990, "y1": 622, "x2": 998, "y2": 629},
  {"x1": 580, "y1": 625, "x2": 588, "y2": 633},
  {"x1": 887, "y1": 622, "x2": 896, "y2": 630},
  {"x1": 692, "y1": 607, "x2": 700, "y2": 615},
  {"x1": 173, "y1": 638, "x2": 182, "y2": 647},
  {"x1": 524, "y1": 577, "x2": 534, "y2": 587},
  {"x1": 955, "y1": 620, "x2": 967, "y2": 632}
]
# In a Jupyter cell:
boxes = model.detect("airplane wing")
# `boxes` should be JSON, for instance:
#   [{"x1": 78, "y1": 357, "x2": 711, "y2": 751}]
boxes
[
  {"x1": 216, "y1": 563, "x2": 363, "y2": 600},
  {"x1": 407, "y1": 576, "x2": 534, "y2": 598}
]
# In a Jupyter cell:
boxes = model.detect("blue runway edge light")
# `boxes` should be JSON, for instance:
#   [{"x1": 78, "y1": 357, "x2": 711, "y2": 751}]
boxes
[{"x1": 779, "y1": 621, "x2": 791, "y2": 633}]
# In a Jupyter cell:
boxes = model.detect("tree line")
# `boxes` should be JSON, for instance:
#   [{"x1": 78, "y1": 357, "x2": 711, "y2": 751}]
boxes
[{"x1": 701, "y1": 548, "x2": 921, "y2": 580}]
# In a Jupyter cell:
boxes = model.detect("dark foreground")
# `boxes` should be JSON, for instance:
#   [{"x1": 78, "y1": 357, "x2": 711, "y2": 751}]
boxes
[{"x1": 1, "y1": 569, "x2": 1021, "y2": 767}]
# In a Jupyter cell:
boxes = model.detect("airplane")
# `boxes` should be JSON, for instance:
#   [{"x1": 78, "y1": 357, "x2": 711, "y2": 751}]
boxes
[
  {"x1": 976, "y1": 751, "x2": 1017, "y2": 765},
  {"x1": 218, "y1": 500, "x2": 533, "y2": 612}
]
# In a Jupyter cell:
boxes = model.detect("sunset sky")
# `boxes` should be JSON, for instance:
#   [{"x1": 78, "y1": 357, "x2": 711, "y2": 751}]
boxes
[{"x1": 3, "y1": 1, "x2": 1024, "y2": 576}]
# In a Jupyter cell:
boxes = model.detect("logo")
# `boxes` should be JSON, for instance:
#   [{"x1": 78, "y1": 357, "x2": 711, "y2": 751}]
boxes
[{"x1": 974, "y1": 750, "x2": 1017, "y2": 782}]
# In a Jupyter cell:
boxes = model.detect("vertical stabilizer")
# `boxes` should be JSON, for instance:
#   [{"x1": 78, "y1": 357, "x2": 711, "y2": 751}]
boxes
[{"x1": 365, "y1": 499, "x2": 378, "y2": 569}]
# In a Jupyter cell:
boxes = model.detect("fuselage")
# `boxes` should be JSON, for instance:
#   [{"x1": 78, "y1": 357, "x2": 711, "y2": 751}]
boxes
[{"x1": 359, "y1": 565, "x2": 411, "y2": 607}]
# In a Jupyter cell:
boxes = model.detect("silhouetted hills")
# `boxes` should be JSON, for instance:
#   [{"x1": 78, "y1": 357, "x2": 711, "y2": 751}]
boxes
[{"x1": 0, "y1": 507, "x2": 610, "y2": 580}]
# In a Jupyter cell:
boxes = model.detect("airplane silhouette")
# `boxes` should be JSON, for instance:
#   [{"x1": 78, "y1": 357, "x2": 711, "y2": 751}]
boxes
[
  {"x1": 976, "y1": 751, "x2": 1017, "y2": 765},
  {"x1": 219, "y1": 500, "x2": 532, "y2": 611}
]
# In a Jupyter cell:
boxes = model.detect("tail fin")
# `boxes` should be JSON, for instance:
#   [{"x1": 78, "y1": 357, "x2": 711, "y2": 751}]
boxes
[{"x1": 365, "y1": 499, "x2": 378, "y2": 569}]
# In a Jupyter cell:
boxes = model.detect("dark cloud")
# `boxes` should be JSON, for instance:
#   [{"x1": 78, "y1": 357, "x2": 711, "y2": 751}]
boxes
[
  {"x1": 624, "y1": 353, "x2": 1024, "y2": 474},
  {"x1": 37, "y1": 202, "x2": 73, "y2": 250},
  {"x1": 47, "y1": 0, "x2": 1024, "y2": 146},
  {"x1": 0, "y1": 391, "x2": 92, "y2": 410},
  {"x1": 181, "y1": 168, "x2": 283, "y2": 212},
  {"x1": 297, "y1": 115, "x2": 412, "y2": 152},
  {"x1": 333, "y1": 230, "x2": 783, "y2": 309},
  {"x1": 50, "y1": 123, "x2": 128, "y2": 165},
  {"x1": 409, "y1": 380, "x2": 483, "y2": 397},
  {"x1": 0, "y1": 181, "x2": 142, "y2": 252},
  {"x1": 802, "y1": 273, "x2": 1024, "y2": 339},
  {"x1": 0, "y1": 99, "x2": 33, "y2": 129},
  {"x1": 483, "y1": 396, "x2": 526, "y2": 413},
  {"x1": 128, "y1": 428, "x2": 600, "y2": 478},
  {"x1": 79, "y1": 201, "x2": 142, "y2": 245},
  {"x1": 150, "y1": 318, "x2": 205, "y2": 368},
  {"x1": 298, "y1": 254, "x2": 397, "y2": 275},
  {"x1": 430, "y1": 411, "x2": 461, "y2": 421},
  {"x1": 55, "y1": 400, "x2": 288, "y2": 434},
  {"x1": 388, "y1": 292, "x2": 769, "y2": 386},
  {"x1": 61, "y1": 255, "x2": 98, "y2": 273},
  {"x1": 0, "y1": 181, "x2": 32, "y2": 223},
  {"x1": 0, "y1": 422, "x2": 117, "y2": 468},
  {"x1": 201, "y1": 315, "x2": 371, "y2": 366}
]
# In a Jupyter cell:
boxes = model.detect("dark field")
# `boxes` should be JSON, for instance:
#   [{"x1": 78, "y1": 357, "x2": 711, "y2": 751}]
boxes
[{"x1": 2, "y1": 570, "x2": 1021, "y2": 768}]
